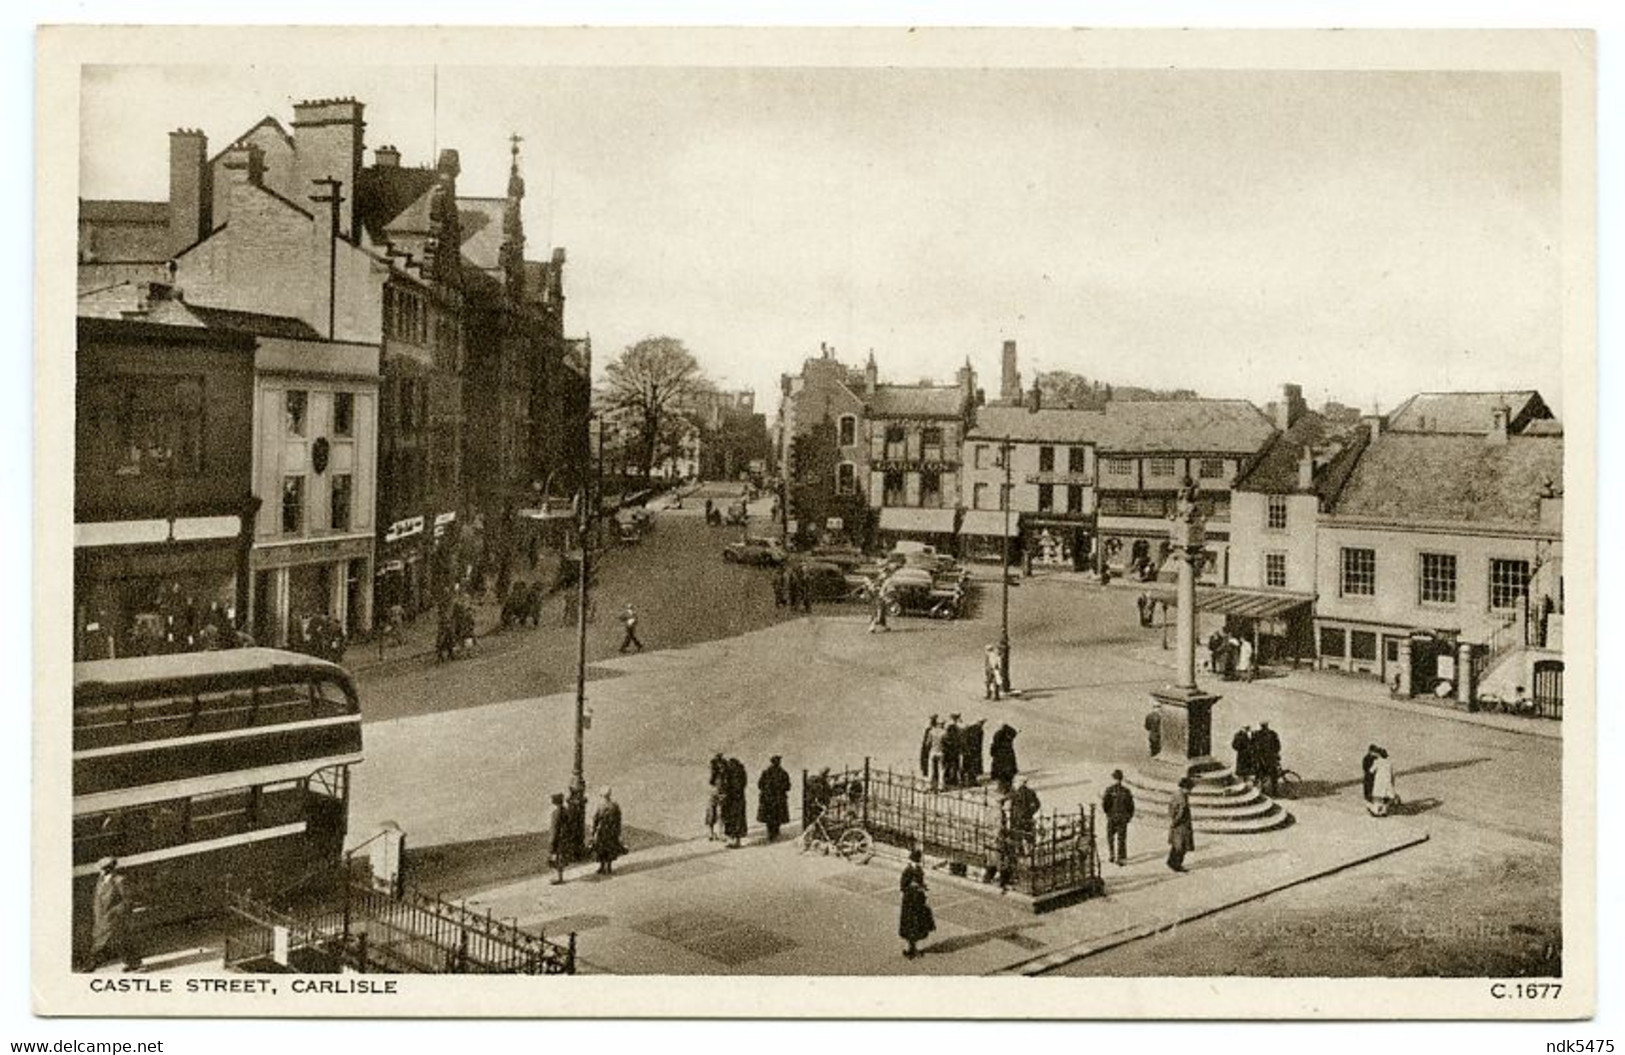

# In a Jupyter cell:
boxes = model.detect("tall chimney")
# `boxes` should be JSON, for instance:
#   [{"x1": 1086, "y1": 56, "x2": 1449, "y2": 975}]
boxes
[
  {"x1": 864, "y1": 351, "x2": 877, "y2": 396},
  {"x1": 1027, "y1": 377, "x2": 1043, "y2": 414},
  {"x1": 1277, "y1": 382, "x2": 1305, "y2": 431},
  {"x1": 292, "y1": 97, "x2": 365, "y2": 242},
  {"x1": 167, "y1": 129, "x2": 211, "y2": 257},
  {"x1": 1488, "y1": 405, "x2": 1511, "y2": 445},
  {"x1": 1001, "y1": 340, "x2": 1022, "y2": 403}
]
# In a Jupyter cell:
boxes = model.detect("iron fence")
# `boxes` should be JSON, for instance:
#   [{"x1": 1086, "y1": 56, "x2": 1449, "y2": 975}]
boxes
[{"x1": 803, "y1": 759, "x2": 1102, "y2": 902}]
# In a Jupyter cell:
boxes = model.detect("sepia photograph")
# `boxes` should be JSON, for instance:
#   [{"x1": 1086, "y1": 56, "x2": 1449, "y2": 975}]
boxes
[{"x1": 29, "y1": 23, "x2": 1598, "y2": 1021}]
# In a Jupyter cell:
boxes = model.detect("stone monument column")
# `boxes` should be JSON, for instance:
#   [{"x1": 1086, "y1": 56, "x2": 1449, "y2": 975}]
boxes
[{"x1": 1149, "y1": 477, "x2": 1221, "y2": 771}]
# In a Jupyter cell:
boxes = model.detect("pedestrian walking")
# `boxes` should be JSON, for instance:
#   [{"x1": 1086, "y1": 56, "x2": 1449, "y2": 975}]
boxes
[
  {"x1": 1367, "y1": 747, "x2": 1398, "y2": 817},
  {"x1": 925, "y1": 717, "x2": 948, "y2": 791},
  {"x1": 899, "y1": 848, "x2": 936, "y2": 959},
  {"x1": 867, "y1": 578, "x2": 891, "y2": 633},
  {"x1": 590, "y1": 788, "x2": 626, "y2": 875},
  {"x1": 723, "y1": 756, "x2": 750, "y2": 847},
  {"x1": 1167, "y1": 776, "x2": 1196, "y2": 872},
  {"x1": 983, "y1": 644, "x2": 1003, "y2": 700},
  {"x1": 618, "y1": 603, "x2": 644, "y2": 653},
  {"x1": 989, "y1": 722, "x2": 1019, "y2": 789},
  {"x1": 1253, "y1": 721, "x2": 1282, "y2": 796},
  {"x1": 1101, "y1": 769, "x2": 1136, "y2": 866},
  {"x1": 85, "y1": 858, "x2": 140, "y2": 972},
  {"x1": 1011, "y1": 776, "x2": 1042, "y2": 851},
  {"x1": 1145, "y1": 707, "x2": 1162, "y2": 756},
  {"x1": 1231, "y1": 725, "x2": 1254, "y2": 786},
  {"x1": 707, "y1": 753, "x2": 728, "y2": 840},
  {"x1": 918, "y1": 715, "x2": 940, "y2": 779},
  {"x1": 757, "y1": 756, "x2": 792, "y2": 841},
  {"x1": 942, "y1": 714, "x2": 963, "y2": 788},
  {"x1": 547, "y1": 793, "x2": 569, "y2": 884},
  {"x1": 1361, "y1": 744, "x2": 1381, "y2": 803},
  {"x1": 960, "y1": 719, "x2": 986, "y2": 786}
]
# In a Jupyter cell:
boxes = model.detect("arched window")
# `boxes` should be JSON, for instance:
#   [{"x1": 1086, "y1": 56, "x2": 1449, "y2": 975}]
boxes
[{"x1": 838, "y1": 414, "x2": 857, "y2": 447}]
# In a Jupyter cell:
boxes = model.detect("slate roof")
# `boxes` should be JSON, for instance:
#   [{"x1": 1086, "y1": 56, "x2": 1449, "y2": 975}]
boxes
[
  {"x1": 866, "y1": 384, "x2": 966, "y2": 418},
  {"x1": 1094, "y1": 400, "x2": 1276, "y2": 454},
  {"x1": 1329, "y1": 432, "x2": 1563, "y2": 528},
  {"x1": 1387, "y1": 390, "x2": 1549, "y2": 434},
  {"x1": 968, "y1": 405, "x2": 1108, "y2": 443},
  {"x1": 356, "y1": 165, "x2": 439, "y2": 246},
  {"x1": 1230, "y1": 411, "x2": 1365, "y2": 495},
  {"x1": 79, "y1": 199, "x2": 168, "y2": 224},
  {"x1": 185, "y1": 304, "x2": 323, "y2": 340}
]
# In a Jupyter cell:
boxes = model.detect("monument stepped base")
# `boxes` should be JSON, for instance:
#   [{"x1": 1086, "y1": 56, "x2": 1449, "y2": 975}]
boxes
[{"x1": 1126, "y1": 757, "x2": 1292, "y2": 834}]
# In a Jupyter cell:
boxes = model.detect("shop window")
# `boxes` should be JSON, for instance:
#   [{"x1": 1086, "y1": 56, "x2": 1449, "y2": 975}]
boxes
[
  {"x1": 1418, "y1": 552, "x2": 1457, "y2": 605},
  {"x1": 1340, "y1": 547, "x2": 1376, "y2": 597},
  {"x1": 1267, "y1": 495, "x2": 1288, "y2": 531},
  {"x1": 1319, "y1": 626, "x2": 1346, "y2": 658},
  {"x1": 1351, "y1": 630, "x2": 1377, "y2": 661},
  {"x1": 1037, "y1": 484, "x2": 1054, "y2": 512},
  {"x1": 1265, "y1": 552, "x2": 1287, "y2": 589},
  {"x1": 1489, "y1": 558, "x2": 1531, "y2": 611},
  {"x1": 281, "y1": 475, "x2": 305, "y2": 535},
  {"x1": 334, "y1": 392, "x2": 354, "y2": 437},
  {"x1": 331, "y1": 474, "x2": 353, "y2": 532},
  {"x1": 285, "y1": 390, "x2": 308, "y2": 437}
]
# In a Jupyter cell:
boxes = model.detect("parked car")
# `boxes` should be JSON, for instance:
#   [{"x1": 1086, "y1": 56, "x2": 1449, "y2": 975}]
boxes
[
  {"x1": 723, "y1": 537, "x2": 786, "y2": 566},
  {"x1": 794, "y1": 560, "x2": 851, "y2": 602},
  {"x1": 881, "y1": 567, "x2": 966, "y2": 620}
]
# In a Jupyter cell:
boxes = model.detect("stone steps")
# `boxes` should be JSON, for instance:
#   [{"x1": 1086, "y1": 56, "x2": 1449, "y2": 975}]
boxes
[{"x1": 1125, "y1": 761, "x2": 1293, "y2": 834}]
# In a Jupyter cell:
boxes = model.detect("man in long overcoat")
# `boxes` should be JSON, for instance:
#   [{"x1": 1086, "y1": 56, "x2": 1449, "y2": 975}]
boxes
[
  {"x1": 547, "y1": 793, "x2": 569, "y2": 884},
  {"x1": 87, "y1": 858, "x2": 140, "y2": 971},
  {"x1": 1011, "y1": 777, "x2": 1042, "y2": 850},
  {"x1": 1167, "y1": 776, "x2": 1196, "y2": 872},
  {"x1": 1231, "y1": 726, "x2": 1254, "y2": 785},
  {"x1": 1252, "y1": 722, "x2": 1282, "y2": 795},
  {"x1": 919, "y1": 715, "x2": 940, "y2": 779},
  {"x1": 590, "y1": 789, "x2": 625, "y2": 875},
  {"x1": 757, "y1": 756, "x2": 793, "y2": 841},
  {"x1": 723, "y1": 757, "x2": 750, "y2": 846},
  {"x1": 942, "y1": 715, "x2": 963, "y2": 788},
  {"x1": 960, "y1": 719, "x2": 986, "y2": 786},
  {"x1": 989, "y1": 723, "x2": 1020, "y2": 789}
]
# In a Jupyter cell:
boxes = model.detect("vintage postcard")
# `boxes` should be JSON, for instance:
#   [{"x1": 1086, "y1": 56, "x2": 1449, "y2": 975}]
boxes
[{"x1": 32, "y1": 25, "x2": 1596, "y2": 1018}]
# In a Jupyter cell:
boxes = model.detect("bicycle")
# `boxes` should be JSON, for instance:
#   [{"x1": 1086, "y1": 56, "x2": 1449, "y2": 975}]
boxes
[
  {"x1": 1254, "y1": 764, "x2": 1301, "y2": 798},
  {"x1": 799, "y1": 805, "x2": 875, "y2": 864}
]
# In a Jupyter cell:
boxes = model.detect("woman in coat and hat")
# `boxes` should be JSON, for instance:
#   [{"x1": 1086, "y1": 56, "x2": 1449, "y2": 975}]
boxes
[
  {"x1": 722, "y1": 757, "x2": 750, "y2": 846},
  {"x1": 989, "y1": 723, "x2": 1020, "y2": 789},
  {"x1": 757, "y1": 756, "x2": 792, "y2": 841},
  {"x1": 590, "y1": 788, "x2": 626, "y2": 875},
  {"x1": 1367, "y1": 747, "x2": 1398, "y2": 817},
  {"x1": 898, "y1": 847, "x2": 935, "y2": 958}
]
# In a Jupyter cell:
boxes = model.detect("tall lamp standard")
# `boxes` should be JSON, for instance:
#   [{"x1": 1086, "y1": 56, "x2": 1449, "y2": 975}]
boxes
[
  {"x1": 999, "y1": 437, "x2": 1017, "y2": 697},
  {"x1": 566, "y1": 411, "x2": 603, "y2": 861}
]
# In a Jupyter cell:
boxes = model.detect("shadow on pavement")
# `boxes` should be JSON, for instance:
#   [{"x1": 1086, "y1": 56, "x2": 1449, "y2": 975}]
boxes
[
  {"x1": 406, "y1": 825, "x2": 684, "y2": 896},
  {"x1": 924, "y1": 921, "x2": 1047, "y2": 956}
]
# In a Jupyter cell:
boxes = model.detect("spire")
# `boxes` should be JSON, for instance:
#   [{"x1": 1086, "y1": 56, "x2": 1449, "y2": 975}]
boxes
[{"x1": 501, "y1": 133, "x2": 526, "y2": 300}]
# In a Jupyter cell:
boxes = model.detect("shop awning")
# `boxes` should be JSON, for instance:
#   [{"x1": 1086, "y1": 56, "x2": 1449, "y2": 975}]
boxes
[
  {"x1": 1154, "y1": 586, "x2": 1314, "y2": 620},
  {"x1": 878, "y1": 507, "x2": 959, "y2": 534},
  {"x1": 959, "y1": 510, "x2": 1018, "y2": 537}
]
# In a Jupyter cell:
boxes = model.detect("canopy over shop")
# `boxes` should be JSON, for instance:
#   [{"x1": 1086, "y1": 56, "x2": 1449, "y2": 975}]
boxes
[{"x1": 1152, "y1": 585, "x2": 1315, "y2": 666}]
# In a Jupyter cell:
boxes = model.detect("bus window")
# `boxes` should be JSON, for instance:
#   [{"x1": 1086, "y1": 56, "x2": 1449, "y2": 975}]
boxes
[
  {"x1": 187, "y1": 788, "x2": 253, "y2": 843},
  {"x1": 73, "y1": 810, "x2": 125, "y2": 863},
  {"x1": 253, "y1": 681, "x2": 314, "y2": 726},
  {"x1": 314, "y1": 676, "x2": 356, "y2": 718},
  {"x1": 257, "y1": 779, "x2": 306, "y2": 826}
]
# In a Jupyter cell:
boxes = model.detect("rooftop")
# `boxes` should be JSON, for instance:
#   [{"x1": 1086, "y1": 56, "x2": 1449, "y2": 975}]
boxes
[
  {"x1": 866, "y1": 384, "x2": 966, "y2": 419},
  {"x1": 1329, "y1": 431, "x2": 1563, "y2": 528},
  {"x1": 1386, "y1": 390, "x2": 1551, "y2": 435},
  {"x1": 1231, "y1": 411, "x2": 1367, "y2": 495}
]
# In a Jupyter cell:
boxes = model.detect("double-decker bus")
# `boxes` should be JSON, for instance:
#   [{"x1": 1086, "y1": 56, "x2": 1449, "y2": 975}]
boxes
[{"x1": 71, "y1": 649, "x2": 362, "y2": 960}]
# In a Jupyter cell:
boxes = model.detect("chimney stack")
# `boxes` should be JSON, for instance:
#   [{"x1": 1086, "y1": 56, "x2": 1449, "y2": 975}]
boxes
[
  {"x1": 1027, "y1": 377, "x2": 1043, "y2": 414},
  {"x1": 1277, "y1": 383, "x2": 1306, "y2": 431},
  {"x1": 292, "y1": 97, "x2": 365, "y2": 242},
  {"x1": 864, "y1": 351, "x2": 877, "y2": 396},
  {"x1": 1001, "y1": 340, "x2": 1022, "y2": 403},
  {"x1": 374, "y1": 144, "x2": 401, "y2": 168},
  {"x1": 167, "y1": 129, "x2": 212, "y2": 258},
  {"x1": 1488, "y1": 405, "x2": 1511, "y2": 445},
  {"x1": 1362, "y1": 413, "x2": 1385, "y2": 446}
]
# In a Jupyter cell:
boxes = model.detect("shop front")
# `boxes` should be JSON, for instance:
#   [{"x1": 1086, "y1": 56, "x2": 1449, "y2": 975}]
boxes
[
  {"x1": 1019, "y1": 515, "x2": 1093, "y2": 573},
  {"x1": 876, "y1": 506, "x2": 959, "y2": 553},
  {"x1": 73, "y1": 535, "x2": 241, "y2": 661},
  {"x1": 958, "y1": 509, "x2": 1017, "y2": 563},
  {"x1": 249, "y1": 533, "x2": 374, "y2": 647}
]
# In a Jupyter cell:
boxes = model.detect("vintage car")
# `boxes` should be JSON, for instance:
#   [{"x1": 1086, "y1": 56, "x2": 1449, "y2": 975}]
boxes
[
  {"x1": 723, "y1": 536, "x2": 787, "y2": 566},
  {"x1": 881, "y1": 566, "x2": 965, "y2": 620},
  {"x1": 793, "y1": 560, "x2": 852, "y2": 603}
]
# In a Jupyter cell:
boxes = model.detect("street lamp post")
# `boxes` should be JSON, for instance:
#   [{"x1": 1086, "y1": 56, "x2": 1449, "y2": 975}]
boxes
[
  {"x1": 565, "y1": 410, "x2": 602, "y2": 862},
  {"x1": 999, "y1": 437, "x2": 1016, "y2": 696}
]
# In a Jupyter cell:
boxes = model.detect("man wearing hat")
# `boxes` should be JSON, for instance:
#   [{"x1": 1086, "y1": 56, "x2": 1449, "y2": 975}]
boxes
[
  {"x1": 87, "y1": 857, "x2": 140, "y2": 972},
  {"x1": 757, "y1": 755, "x2": 793, "y2": 841},
  {"x1": 547, "y1": 793, "x2": 569, "y2": 884},
  {"x1": 1167, "y1": 776, "x2": 1196, "y2": 872},
  {"x1": 1101, "y1": 770, "x2": 1136, "y2": 866},
  {"x1": 942, "y1": 715, "x2": 963, "y2": 788}
]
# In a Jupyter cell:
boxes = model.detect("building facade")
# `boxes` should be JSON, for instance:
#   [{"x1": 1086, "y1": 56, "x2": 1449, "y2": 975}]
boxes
[
  {"x1": 865, "y1": 361, "x2": 977, "y2": 550},
  {"x1": 778, "y1": 344, "x2": 873, "y2": 546},
  {"x1": 961, "y1": 395, "x2": 1097, "y2": 567},
  {"x1": 73, "y1": 316, "x2": 258, "y2": 661}
]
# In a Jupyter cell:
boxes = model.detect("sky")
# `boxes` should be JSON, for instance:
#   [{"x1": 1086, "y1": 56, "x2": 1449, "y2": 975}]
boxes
[{"x1": 80, "y1": 64, "x2": 1565, "y2": 417}]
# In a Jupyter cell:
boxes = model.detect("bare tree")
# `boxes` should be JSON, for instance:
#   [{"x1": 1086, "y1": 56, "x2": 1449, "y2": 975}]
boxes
[{"x1": 602, "y1": 337, "x2": 704, "y2": 480}]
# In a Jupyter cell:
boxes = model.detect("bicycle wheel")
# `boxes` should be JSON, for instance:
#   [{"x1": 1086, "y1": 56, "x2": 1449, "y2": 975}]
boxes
[
  {"x1": 1277, "y1": 769, "x2": 1301, "y2": 797},
  {"x1": 836, "y1": 828, "x2": 874, "y2": 865}
]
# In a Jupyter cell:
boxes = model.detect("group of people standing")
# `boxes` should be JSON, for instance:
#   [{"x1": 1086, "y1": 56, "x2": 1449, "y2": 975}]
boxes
[
  {"x1": 1229, "y1": 721, "x2": 1284, "y2": 794},
  {"x1": 918, "y1": 714, "x2": 1016, "y2": 792},
  {"x1": 1208, "y1": 629, "x2": 1257, "y2": 682},
  {"x1": 707, "y1": 754, "x2": 793, "y2": 846},
  {"x1": 545, "y1": 787, "x2": 626, "y2": 884},
  {"x1": 772, "y1": 563, "x2": 815, "y2": 613}
]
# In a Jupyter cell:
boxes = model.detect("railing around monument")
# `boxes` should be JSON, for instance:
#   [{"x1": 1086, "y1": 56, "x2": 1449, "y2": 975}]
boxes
[{"x1": 803, "y1": 760, "x2": 1103, "y2": 903}]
